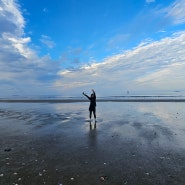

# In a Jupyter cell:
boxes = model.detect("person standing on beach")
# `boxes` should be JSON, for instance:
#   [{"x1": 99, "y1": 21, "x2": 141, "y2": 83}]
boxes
[{"x1": 83, "y1": 89, "x2": 96, "y2": 120}]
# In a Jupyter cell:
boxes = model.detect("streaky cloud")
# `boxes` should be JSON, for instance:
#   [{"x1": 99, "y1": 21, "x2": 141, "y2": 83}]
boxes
[
  {"x1": 40, "y1": 35, "x2": 56, "y2": 48},
  {"x1": 57, "y1": 31, "x2": 185, "y2": 96},
  {"x1": 163, "y1": 0, "x2": 185, "y2": 25},
  {"x1": 146, "y1": 0, "x2": 155, "y2": 4}
]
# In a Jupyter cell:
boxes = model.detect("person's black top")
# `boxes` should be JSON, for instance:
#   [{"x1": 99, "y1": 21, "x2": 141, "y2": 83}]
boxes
[{"x1": 84, "y1": 91, "x2": 96, "y2": 111}]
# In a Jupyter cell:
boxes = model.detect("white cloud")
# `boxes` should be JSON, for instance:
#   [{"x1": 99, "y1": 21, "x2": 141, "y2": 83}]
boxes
[
  {"x1": 40, "y1": 35, "x2": 55, "y2": 48},
  {"x1": 0, "y1": 0, "x2": 35, "y2": 59},
  {"x1": 146, "y1": 0, "x2": 155, "y2": 3},
  {"x1": 0, "y1": 0, "x2": 25, "y2": 35},
  {"x1": 132, "y1": 0, "x2": 185, "y2": 36},
  {"x1": 164, "y1": 0, "x2": 185, "y2": 25},
  {"x1": 0, "y1": 0, "x2": 60, "y2": 97},
  {"x1": 43, "y1": 8, "x2": 48, "y2": 13},
  {"x1": 56, "y1": 31, "x2": 185, "y2": 96},
  {"x1": 107, "y1": 33, "x2": 130, "y2": 50}
]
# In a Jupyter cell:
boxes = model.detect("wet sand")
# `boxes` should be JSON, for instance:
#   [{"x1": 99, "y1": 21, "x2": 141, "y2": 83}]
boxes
[{"x1": 1, "y1": 102, "x2": 185, "y2": 185}]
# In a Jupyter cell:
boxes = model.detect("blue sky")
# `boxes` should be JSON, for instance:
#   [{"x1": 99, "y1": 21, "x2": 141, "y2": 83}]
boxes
[
  {"x1": 22, "y1": 0, "x2": 175, "y2": 64},
  {"x1": 1, "y1": 0, "x2": 185, "y2": 97}
]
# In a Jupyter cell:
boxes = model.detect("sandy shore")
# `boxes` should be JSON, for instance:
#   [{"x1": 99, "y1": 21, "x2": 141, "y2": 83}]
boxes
[{"x1": 1, "y1": 102, "x2": 185, "y2": 185}]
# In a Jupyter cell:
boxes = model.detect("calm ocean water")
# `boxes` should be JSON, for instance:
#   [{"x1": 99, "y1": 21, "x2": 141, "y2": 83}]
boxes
[{"x1": 0, "y1": 95, "x2": 185, "y2": 102}]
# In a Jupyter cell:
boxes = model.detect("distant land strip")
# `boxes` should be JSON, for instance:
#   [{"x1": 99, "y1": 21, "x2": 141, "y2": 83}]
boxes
[{"x1": 0, "y1": 99, "x2": 185, "y2": 103}]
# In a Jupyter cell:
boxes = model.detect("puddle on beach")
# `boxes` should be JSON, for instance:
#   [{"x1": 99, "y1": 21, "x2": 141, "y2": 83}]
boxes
[
  {"x1": 1, "y1": 102, "x2": 185, "y2": 152},
  {"x1": 1, "y1": 102, "x2": 185, "y2": 185},
  {"x1": 97, "y1": 102, "x2": 185, "y2": 149}
]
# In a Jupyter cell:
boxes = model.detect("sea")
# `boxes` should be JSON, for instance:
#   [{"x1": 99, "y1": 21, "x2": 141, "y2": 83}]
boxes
[{"x1": 0, "y1": 93, "x2": 185, "y2": 102}]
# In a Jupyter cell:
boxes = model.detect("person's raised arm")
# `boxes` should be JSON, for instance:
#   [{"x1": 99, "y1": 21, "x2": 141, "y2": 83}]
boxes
[
  {"x1": 83, "y1": 92, "x2": 90, "y2": 100},
  {"x1": 92, "y1": 89, "x2": 96, "y2": 98}
]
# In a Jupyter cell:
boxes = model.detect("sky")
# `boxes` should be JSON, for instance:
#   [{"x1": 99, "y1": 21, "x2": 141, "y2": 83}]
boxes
[{"x1": 1, "y1": 0, "x2": 185, "y2": 97}]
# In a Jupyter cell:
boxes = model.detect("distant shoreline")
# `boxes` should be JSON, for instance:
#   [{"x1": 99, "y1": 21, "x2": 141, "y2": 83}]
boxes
[{"x1": 1, "y1": 98, "x2": 185, "y2": 103}]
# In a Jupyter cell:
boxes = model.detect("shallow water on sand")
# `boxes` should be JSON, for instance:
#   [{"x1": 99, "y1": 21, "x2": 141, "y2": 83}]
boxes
[{"x1": 1, "y1": 102, "x2": 185, "y2": 185}]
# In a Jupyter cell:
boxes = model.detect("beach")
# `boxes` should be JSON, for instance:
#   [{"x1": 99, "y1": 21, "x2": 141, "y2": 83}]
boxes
[{"x1": 1, "y1": 101, "x2": 185, "y2": 185}]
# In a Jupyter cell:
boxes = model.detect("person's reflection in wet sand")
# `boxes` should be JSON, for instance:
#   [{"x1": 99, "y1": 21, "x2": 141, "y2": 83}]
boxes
[
  {"x1": 88, "y1": 120, "x2": 97, "y2": 149},
  {"x1": 90, "y1": 120, "x2": 96, "y2": 130}
]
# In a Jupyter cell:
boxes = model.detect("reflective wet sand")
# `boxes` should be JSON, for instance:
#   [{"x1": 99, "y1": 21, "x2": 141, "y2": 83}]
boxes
[{"x1": 1, "y1": 102, "x2": 185, "y2": 185}]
